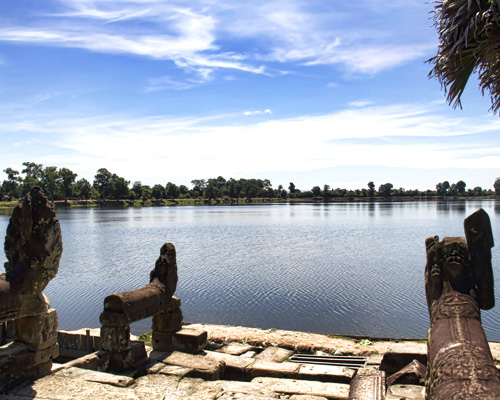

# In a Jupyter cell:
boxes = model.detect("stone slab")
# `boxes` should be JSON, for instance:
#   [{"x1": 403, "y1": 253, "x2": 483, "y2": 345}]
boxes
[
  {"x1": 204, "y1": 350, "x2": 256, "y2": 380},
  {"x1": 52, "y1": 351, "x2": 110, "y2": 373},
  {"x1": 289, "y1": 396, "x2": 329, "y2": 400},
  {"x1": 251, "y1": 377, "x2": 350, "y2": 399},
  {"x1": 380, "y1": 342, "x2": 427, "y2": 376},
  {"x1": 158, "y1": 365, "x2": 194, "y2": 377},
  {"x1": 14, "y1": 309, "x2": 58, "y2": 350},
  {"x1": 247, "y1": 359, "x2": 299, "y2": 379},
  {"x1": 216, "y1": 342, "x2": 259, "y2": 355},
  {"x1": 152, "y1": 328, "x2": 207, "y2": 353},
  {"x1": 6, "y1": 374, "x2": 137, "y2": 400},
  {"x1": 255, "y1": 346, "x2": 294, "y2": 362},
  {"x1": 152, "y1": 351, "x2": 225, "y2": 380},
  {"x1": 348, "y1": 368, "x2": 385, "y2": 400},
  {"x1": 385, "y1": 384, "x2": 425, "y2": 400},
  {"x1": 297, "y1": 364, "x2": 355, "y2": 384},
  {"x1": 54, "y1": 367, "x2": 134, "y2": 387}
]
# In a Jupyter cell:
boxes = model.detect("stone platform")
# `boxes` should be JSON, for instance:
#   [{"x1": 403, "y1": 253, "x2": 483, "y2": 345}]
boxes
[{"x1": 2, "y1": 323, "x2": 500, "y2": 400}]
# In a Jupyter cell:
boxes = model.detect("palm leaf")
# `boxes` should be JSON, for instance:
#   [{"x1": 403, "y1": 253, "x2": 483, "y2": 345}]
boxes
[{"x1": 428, "y1": 0, "x2": 500, "y2": 113}]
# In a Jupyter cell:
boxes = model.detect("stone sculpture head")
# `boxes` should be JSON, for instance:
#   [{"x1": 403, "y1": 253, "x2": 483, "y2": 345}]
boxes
[{"x1": 4, "y1": 187, "x2": 62, "y2": 296}]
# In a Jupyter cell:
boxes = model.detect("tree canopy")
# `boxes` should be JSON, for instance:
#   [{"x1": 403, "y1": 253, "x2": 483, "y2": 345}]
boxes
[{"x1": 428, "y1": 0, "x2": 500, "y2": 113}]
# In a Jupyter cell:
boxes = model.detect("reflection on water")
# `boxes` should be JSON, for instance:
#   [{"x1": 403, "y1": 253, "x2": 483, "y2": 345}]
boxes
[{"x1": 0, "y1": 200, "x2": 499, "y2": 340}]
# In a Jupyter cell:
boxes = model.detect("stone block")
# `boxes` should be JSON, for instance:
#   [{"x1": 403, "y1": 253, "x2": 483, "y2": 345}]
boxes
[
  {"x1": 385, "y1": 384, "x2": 425, "y2": 400},
  {"x1": 247, "y1": 359, "x2": 300, "y2": 379},
  {"x1": 100, "y1": 324, "x2": 130, "y2": 352},
  {"x1": 159, "y1": 364, "x2": 194, "y2": 377},
  {"x1": 152, "y1": 328, "x2": 207, "y2": 353},
  {"x1": 159, "y1": 351, "x2": 226, "y2": 380},
  {"x1": 216, "y1": 342, "x2": 259, "y2": 356},
  {"x1": 386, "y1": 359, "x2": 426, "y2": 386},
  {"x1": 251, "y1": 377, "x2": 350, "y2": 399},
  {"x1": 255, "y1": 346, "x2": 294, "y2": 362},
  {"x1": 152, "y1": 307, "x2": 183, "y2": 332},
  {"x1": 52, "y1": 350, "x2": 110, "y2": 373},
  {"x1": 348, "y1": 368, "x2": 386, "y2": 400},
  {"x1": 297, "y1": 364, "x2": 355, "y2": 384},
  {"x1": 205, "y1": 350, "x2": 256, "y2": 380},
  {"x1": 0, "y1": 342, "x2": 57, "y2": 392},
  {"x1": 108, "y1": 341, "x2": 147, "y2": 372},
  {"x1": 54, "y1": 366, "x2": 135, "y2": 387},
  {"x1": 380, "y1": 342, "x2": 427, "y2": 376},
  {"x1": 14, "y1": 308, "x2": 58, "y2": 349}
]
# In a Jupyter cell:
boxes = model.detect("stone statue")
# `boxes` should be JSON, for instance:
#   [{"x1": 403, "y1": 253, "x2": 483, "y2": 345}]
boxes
[
  {"x1": 425, "y1": 208, "x2": 500, "y2": 399},
  {"x1": 100, "y1": 243, "x2": 207, "y2": 371},
  {"x1": 0, "y1": 187, "x2": 62, "y2": 391}
]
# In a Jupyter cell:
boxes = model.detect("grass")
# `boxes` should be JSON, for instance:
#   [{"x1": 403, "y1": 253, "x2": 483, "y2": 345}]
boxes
[{"x1": 139, "y1": 332, "x2": 152, "y2": 346}]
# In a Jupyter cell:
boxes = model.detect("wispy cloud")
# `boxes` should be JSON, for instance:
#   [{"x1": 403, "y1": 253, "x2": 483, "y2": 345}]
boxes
[
  {"x1": 349, "y1": 100, "x2": 373, "y2": 107},
  {"x1": 0, "y1": 0, "x2": 435, "y2": 83},
  {"x1": 146, "y1": 76, "x2": 201, "y2": 92},
  {"x1": 1, "y1": 102, "x2": 498, "y2": 186},
  {"x1": 244, "y1": 109, "x2": 272, "y2": 116}
]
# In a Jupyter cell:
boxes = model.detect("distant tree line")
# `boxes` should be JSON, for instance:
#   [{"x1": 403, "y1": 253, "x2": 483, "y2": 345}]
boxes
[{"x1": 1, "y1": 162, "x2": 499, "y2": 202}]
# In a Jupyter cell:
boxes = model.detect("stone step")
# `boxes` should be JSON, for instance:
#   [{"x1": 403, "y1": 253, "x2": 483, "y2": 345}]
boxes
[
  {"x1": 348, "y1": 368, "x2": 385, "y2": 400},
  {"x1": 149, "y1": 350, "x2": 225, "y2": 380},
  {"x1": 251, "y1": 377, "x2": 350, "y2": 399},
  {"x1": 53, "y1": 367, "x2": 134, "y2": 388},
  {"x1": 255, "y1": 346, "x2": 294, "y2": 362},
  {"x1": 216, "y1": 342, "x2": 259, "y2": 355},
  {"x1": 297, "y1": 364, "x2": 355, "y2": 384},
  {"x1": 385, "y1": 384, "x2": 425, "y2": 400}
]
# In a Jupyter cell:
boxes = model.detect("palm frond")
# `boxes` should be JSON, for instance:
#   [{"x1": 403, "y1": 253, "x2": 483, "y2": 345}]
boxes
[{"x1": 428, "y1": 0, "x2": 500, "y2": 113}]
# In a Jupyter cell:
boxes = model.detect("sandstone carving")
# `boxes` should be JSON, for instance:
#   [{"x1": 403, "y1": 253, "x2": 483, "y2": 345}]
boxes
[
  {"x1": 0, "y1": 187, "x2": 62, "y2": 391},
  {"x1": 425, "y1": 208, "x2": 500, "y2": 399},
  {"x1": 100, "y1": 243, "x2": 207, "y2": 371}
]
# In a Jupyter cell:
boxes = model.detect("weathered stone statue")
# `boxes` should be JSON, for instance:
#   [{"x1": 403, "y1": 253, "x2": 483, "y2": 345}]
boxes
[
  {"x1": 0, "y1": 187, "x2": 62, "y2": 391},
  {"x1": 425, "y1": 208, "x2": 500, "y2": 399},
  {"x1": 100, "y1": 243, "x2": 207, "y2": 371}
]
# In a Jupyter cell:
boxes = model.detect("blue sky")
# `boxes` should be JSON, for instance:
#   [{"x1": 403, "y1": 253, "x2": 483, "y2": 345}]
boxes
[{"x1": 0, "y1": 0, "x2": 499, "y2": 191}]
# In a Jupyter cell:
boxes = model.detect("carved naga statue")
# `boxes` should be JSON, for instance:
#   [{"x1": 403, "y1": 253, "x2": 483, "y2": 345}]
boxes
[
  {"x1": 1, "y1": 187, "x2": 62, "y2": 320},
  {"x1": 0, "y1": 187, "x2": 62, "y2": 391},
  {"x1": 425, "y1": 208, "x2": 500, "y2": 399}
]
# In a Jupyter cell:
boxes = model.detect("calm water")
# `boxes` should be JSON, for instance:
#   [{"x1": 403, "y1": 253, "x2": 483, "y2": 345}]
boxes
[{"x1": 1, "y1": 201, "x2": 500, "y2": 340}]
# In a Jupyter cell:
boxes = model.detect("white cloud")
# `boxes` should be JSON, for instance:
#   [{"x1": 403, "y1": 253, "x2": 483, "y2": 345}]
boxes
[
  {"x1": 1, "y1": 102, "x2": 499, "y2": 186},
  {"x1": 244, "y1": 109, "x2": 272, "y2": 116},
  {"x1": 0, "y1": 0, "x2": 435, "y2": 82},
  {"x1": 348, "y1": 100, "x2": 373, "y2": 107}
]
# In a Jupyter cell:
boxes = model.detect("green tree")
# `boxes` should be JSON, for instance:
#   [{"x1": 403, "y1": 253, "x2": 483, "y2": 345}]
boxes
[
  {"x1": 131, "y1": 181, "x2": 144, "y2": 199},
  {"x1": 191, "y1": 179, "x2": 206, "y2": 196},
  {"x1": 59, "y1": 167, "x2": 78, "y2": 203},
  {"x1": 2, "y1": 168, "x2": 22, "y2": 200},
  {"x1": 110, "y1": 174, "x2": 130, "y2": 200},
  {"x1": 311, "y1": 186, "x2": 322, "y2": 197},
  {"x1": 494, "y1": 178, "x2": 500, "y2": 195},
  {"x1": 21, "y1": 162, "x2": 43, "y2": 195},
  {"x1": 41, "y1": 166, "x2": 61, "y2": 201},
  {"x1": 428, "y1": 0, "x2": 500, "y2": 113},
  {"x1": 152, "y1": 184, "x2": 165, "y2": 201},
  {"x1": 367, "y1": 181, "x2": 375, "y2": 197},
  {"x1": 166, "y1": 182, "x2": 180, "y2": 199},
  {"x1": 74, "y1": 178, "x2": 91, "y2": 202},
  {"x1": 141, "y1": 185, "x2": 152, "y2": 201},
  {"x1": 93, "y1": 168, "x2": 113, "y2": 199},
  {"x1": 378, "y1": 183, "x2": 393, "y2": 197},
  {"x1": 456, "y1": 180, "x2": 466, "y2": 195}
]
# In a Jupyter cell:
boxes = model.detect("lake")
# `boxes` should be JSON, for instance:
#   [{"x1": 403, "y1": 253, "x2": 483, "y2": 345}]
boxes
[{"x1": 1, "y1": 201, "x2": 500, "y2": 340}]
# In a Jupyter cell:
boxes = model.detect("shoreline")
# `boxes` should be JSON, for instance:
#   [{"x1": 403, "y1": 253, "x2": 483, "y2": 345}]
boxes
[{"x1": 0, "y1": 195, "x2": 497, "y2": 210}]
